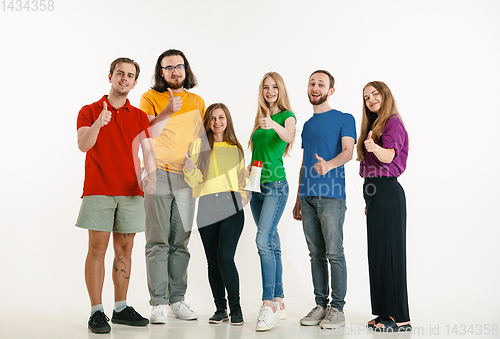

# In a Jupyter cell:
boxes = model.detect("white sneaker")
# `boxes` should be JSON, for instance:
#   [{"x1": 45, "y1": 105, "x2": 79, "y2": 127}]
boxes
[
  {"x1": 168, "y1": 301, "x2": 198, "y2": 320},
  {"x1": 300, "y1": 305, "x2": 327, "y2": 326},
  {"x1": 150, "y1": 305, "x2": 168, "y2": 324},
  {"x1": 255, "y1": 304, "x2": 280, "y2": 331},
  {"x1": 274, "y1": 302, "x2": 287, "y2": 320}
]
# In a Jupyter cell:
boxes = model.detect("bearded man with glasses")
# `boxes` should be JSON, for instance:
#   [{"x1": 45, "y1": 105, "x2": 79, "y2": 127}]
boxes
[{"x1": 139, "y1": 49, "x2": 206, "y2": 323}]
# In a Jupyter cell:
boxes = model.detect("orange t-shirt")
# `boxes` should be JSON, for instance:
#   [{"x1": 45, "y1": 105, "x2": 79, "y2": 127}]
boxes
[{"x1": 139, "y1": 89, "x2": 205, "y2": 174}]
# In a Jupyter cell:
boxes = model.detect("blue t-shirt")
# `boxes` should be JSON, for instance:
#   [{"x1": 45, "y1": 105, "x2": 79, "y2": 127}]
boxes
[{"x1": 300, "y1": 109, "x2": 356, "y2": 199}]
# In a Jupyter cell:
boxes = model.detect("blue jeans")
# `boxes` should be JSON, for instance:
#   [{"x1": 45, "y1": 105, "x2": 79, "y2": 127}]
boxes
[
  {"x1": 250, "y1": 180, "x2": 289, "y2": 301},
  {"x1": 300, "y1": 196, "x2": 347, "y2": 311}
]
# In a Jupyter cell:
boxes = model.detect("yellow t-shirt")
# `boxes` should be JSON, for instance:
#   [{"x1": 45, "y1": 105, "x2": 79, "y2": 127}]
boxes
[
  {"x1": 139, "y1": 89, "x2": 206, "y2": 174},
  {"x1": 183, "y1": 139, "x2": 248, "y2": 200}
]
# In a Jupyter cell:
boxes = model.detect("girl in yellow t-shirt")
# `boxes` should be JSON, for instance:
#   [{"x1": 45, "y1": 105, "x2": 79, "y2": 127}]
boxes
[{"x1": 183, "y1": 103, "x2": 247, "y2": 326}]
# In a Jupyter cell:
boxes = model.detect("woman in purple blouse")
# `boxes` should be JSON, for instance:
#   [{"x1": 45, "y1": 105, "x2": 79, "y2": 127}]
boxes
[{"x1": 357, "y1": 81, "x2": 411, "y2": 332}]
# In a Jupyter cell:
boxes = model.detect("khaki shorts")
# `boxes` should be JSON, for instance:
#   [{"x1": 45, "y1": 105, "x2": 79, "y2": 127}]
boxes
[{"x1": 76, "y1": 195, "x2": 145, "y2": 233}]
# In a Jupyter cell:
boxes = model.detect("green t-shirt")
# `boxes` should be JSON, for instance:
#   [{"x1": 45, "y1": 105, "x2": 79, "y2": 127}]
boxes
[{"x1": 251, "y1": 110, "x2": 296, "y2": 184}]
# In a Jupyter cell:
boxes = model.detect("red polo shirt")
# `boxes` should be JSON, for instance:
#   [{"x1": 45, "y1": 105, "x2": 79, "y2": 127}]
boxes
[{"x1": 77, "y1": 95, "x2": 151, "y2": 197}]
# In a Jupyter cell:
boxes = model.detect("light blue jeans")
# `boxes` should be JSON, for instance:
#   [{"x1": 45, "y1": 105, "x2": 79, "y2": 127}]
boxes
[
  {"x1": 300, "y1": 196, "x2": 347, "y2": 312},
  {"x1": 250, "y1": 180, "x2": 289, "y2": 301}
]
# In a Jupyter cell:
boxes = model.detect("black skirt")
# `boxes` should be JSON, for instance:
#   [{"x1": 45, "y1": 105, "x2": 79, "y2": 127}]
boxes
[{"x1": 363, "y1": 177, "x2": 410, "y2": 322}]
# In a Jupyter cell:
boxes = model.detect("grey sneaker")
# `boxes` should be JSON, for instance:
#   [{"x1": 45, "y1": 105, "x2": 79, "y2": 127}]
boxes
[
  {"x1": 300, "y1": 305, "x2": 327, "y2": 326},
  {"x1": 319, "y1": 306, "x2": 345, "y2": 329}
]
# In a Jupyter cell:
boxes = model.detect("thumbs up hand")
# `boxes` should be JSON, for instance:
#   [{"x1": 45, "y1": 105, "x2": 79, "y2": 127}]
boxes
[
  {"x1": 259, "y1": 108, "x2": 275, "y2": 130},
  {"x1": 364, "y1": 131, "x2": 377, "y2": 153},
  {"x1": 164, "y1": 88, "x2": 182, "y2": 115},
  {"x1": 313, "y1": 153, "x2": 331, "y2": 175},
  {"x1": 96, "y1": 101, "x2": 112, "y2": 128},
  {"x1": 184, "y1": 152, "x2": 194, "y2": 172}
]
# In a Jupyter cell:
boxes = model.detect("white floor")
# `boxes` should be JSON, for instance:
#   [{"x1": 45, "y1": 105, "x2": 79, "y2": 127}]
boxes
[
  {"x1": 1, "y1": 226, "x2": 499, "y2": 339},
  {"x1": 2, "y1": 305, "x2": 499, "y2": 339}
]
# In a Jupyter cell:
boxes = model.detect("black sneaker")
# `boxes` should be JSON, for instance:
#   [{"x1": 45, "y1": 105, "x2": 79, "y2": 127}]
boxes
[
  {"x1": 209, "y1": 309, "x2": 229, "y2": 324},
  {"x1": 111, "y1": 306, "x2": 149, "y2": 326},
  {"x1": 230, "y1": 306, "x2": 244, "y2": 326},
  {"x1": 88, "y1": 310, "x2": 111, "y2": 334}
]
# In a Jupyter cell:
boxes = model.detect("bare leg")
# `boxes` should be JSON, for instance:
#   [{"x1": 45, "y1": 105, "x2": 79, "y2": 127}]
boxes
[
  {"x1": 273, "y1": 297, "x2": 284, "y2": 308},
  {"x1": 112, "y1": 232, "x2": 135, "y2": 302},
  {"x1": 85, "y1": 230, "x2": 111, "y2": 306},
  {"x1": 263, "y1": 300, "x2": 275, "y2": 310}
]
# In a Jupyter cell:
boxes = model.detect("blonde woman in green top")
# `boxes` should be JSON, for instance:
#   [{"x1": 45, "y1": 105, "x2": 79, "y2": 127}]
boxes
[{"x1": 248, "y1": 72, "x2": 296, "y2": 331}]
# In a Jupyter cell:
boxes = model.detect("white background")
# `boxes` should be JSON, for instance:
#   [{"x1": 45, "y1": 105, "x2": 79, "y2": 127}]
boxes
[{"x1": 0, "y1": 0, "x2": 499, "y2": 333}]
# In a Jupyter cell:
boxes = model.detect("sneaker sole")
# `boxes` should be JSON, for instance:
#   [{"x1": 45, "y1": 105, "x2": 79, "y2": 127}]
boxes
[
  {"x1": 279, "y1": 312, "x2": 287, "y2": 320},
  {"x1": 256, "y1": 315, "x2": 281, "y2": 331},
  {"x1": 300, "y1": 319, "x2": 322, "y2": 326},
  {"x1": 230, "y1": 320, "x2": 244, "y2": 326},
  {"x1": 320, "y1": 321, "x2": 345, "y2": 329},
  {"x1": 167, "y1": 314, "x2": 198, "y2": 320},
  {"x1": 209, "y1": 317, "x2": 229, "y2": 324},
  {"x1": 111, "y1": 319, "x2": 149, "y2": 326},
  {"x1": 150, "y1": 319, "x2": 166, "y2": 324},
  {"x1": 88, "y1": 326, "x2": 111, "y2": 334}
]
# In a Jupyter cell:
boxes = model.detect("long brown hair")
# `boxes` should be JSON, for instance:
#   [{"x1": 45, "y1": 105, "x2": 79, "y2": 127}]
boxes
[
  {"x1": 197, "y1": 103, "x2": 243, "y2": 175},
  {"x1": 357, "y1": 81, "x2": 403, "y2": 161},
  {"x1": 248, "y1": 71, "x2": 295, "y2": 157},
  {"x1": 151, "y1": 49, "x2": 198, "y2": 93}
]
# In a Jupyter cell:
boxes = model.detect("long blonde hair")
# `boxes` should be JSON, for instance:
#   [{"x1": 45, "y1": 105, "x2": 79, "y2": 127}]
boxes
[
  {"x1": 248, "y1": 71, "x2": 295, "y2": 156},
  {"x1": 357, "y1": 81, "x2": 404, "y2": 161}
]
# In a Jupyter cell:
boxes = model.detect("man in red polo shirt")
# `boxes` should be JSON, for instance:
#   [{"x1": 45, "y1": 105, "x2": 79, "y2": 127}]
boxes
[{"x1": 76, "y1": 57, "x2": 156, "y2": 334}]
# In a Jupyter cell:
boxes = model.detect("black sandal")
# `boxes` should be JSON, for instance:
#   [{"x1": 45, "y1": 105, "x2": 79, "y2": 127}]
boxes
[
  {"x1": 367, "y1": 316, "x2": 382, "y2": 328},
  {"x1": 373, "y1": 318, "x2": 412, "y2": 332}
]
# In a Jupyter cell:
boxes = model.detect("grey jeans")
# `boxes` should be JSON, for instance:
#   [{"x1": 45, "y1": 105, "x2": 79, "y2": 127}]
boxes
[
  {"x1": 300, "y1": 196, "x2": 347, "y2": 311},
  {"x1": 145, "y1": 169, "x2": 195, "y2": 305}
]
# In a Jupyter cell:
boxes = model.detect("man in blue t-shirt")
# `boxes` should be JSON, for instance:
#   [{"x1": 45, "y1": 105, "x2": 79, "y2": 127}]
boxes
[{"x1": 292, "y1": 70, "x2": 356, "y2": 330}]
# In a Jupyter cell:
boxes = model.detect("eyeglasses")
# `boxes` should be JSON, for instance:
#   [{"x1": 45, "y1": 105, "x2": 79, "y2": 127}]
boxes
[{"x1": 161, "y1": 64, "x2": 185, "y2": 72}]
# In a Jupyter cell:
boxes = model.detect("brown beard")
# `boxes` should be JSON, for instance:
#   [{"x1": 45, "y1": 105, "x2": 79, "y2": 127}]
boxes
[
  {"x1": 167, "y1": 78, "x2": 184, "y2": 90},
  {"x1": 308, "y1": 92, "x2": 328, "y2": 106}
]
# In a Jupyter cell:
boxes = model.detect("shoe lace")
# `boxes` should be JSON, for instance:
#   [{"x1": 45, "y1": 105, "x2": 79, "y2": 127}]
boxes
[
  {"x1": 214, "y1": 309, "x2": 226, "y2": 316},
  {"x1": 175, "y1": 301, "x2": 196, "y2": 316},
  {"x1": 152, "y1": 305, "x2": 165, "y2": 316},
  {"x1": 92, "y1": 311, "x2": 109, "y2": 322},
  {"x1": 179, "y1": 301, "x2": 193, "y2": 311},
  {"x1": 257, "y1": 306, "x2": 270, "y2": 321},
  {"x1": 306, "y1": 305, "x2": 323, "y2": 318},
  {"x1": 127, "y1": 306, "x2": 140, "y2": 316},
  {"x1": 324, "y1": 307, "x2": 339, "y2": 321},
  {"x1": 229, "y1": 307, "x2": 241, "y2": 316}
]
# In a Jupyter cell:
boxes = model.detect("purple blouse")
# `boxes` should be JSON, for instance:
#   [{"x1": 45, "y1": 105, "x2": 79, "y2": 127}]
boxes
[{"x1": 360, "y1": 114, "x2": 408, "y2": 178}]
